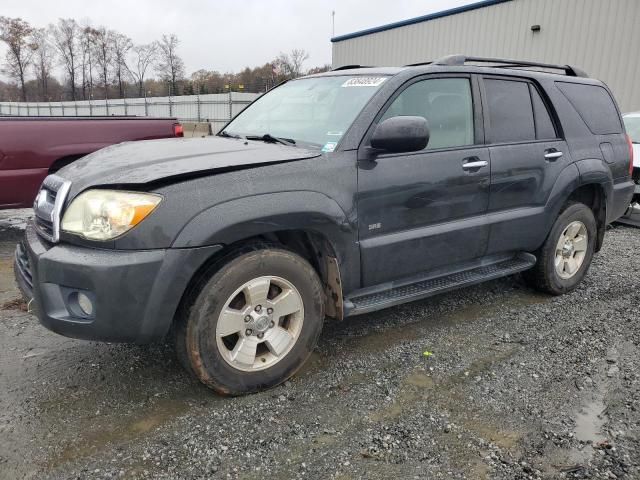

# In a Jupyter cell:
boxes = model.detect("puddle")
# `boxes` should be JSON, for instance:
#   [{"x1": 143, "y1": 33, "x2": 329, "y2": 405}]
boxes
[
  {"x1": 405, "y1": 371, "x2": 435, "y2": 389},
  {"x1": 574, "y1": 395, "x2": 607, "y2": 444},
  {"x1": 49, "y1": 398, "x2": 190, "y2": 468},
  {"x1": 294, "y1": 351, "x2": 325, "y2": 379},
  {"x1": 0, "y1": 208, "x2": 31, "y2": 233}
]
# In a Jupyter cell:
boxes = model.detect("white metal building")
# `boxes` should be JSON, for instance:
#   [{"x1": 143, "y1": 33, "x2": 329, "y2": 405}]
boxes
[{"x1": 331, "y1": 0, "x2": 640, "y2": 112}]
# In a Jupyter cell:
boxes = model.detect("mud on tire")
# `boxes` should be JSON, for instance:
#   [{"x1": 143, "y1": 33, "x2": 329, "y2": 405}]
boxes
[{"x1": 175, "y1": 244, "x2": 325, "y2": 395}]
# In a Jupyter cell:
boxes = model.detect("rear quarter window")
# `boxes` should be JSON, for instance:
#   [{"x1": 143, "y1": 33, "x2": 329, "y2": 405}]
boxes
[{"x1": 556, "y1": 82, "x2": 622, "y2": 135}]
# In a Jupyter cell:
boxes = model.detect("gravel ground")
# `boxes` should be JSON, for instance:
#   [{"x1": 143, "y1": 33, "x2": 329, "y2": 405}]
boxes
[{"x1": 0, "y1": 210, "x2": 638, "y2": 480}]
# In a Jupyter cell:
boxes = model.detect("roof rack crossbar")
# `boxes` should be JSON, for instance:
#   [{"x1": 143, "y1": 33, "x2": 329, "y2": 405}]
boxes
[{"x1": 432, "y1": 55, "x2": 589, "y2": 77}]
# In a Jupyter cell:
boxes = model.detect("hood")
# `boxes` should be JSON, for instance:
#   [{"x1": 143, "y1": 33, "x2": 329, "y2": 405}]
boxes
[{"x1": 60, "y1": 136, "x2": 320, "y2": 198}]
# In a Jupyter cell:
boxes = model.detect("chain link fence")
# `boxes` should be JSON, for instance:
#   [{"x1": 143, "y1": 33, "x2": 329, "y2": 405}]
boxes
[{"x1": 0, "y1": 91, "x2": 261, "y2": 133}]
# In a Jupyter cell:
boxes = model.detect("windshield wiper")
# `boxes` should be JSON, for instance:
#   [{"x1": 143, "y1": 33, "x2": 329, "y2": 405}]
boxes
[
  {"x1": 246, "y1": 134, "x2": 296, "y2": 146},
  {"x1": 219, "y1": 130, "x2": 245, "y2": 140}
]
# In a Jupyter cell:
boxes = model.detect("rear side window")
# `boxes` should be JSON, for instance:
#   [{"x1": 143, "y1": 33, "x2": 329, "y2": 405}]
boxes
[
  {"x1": 484, "y1": 79, "x2": 535, "y2": 143},
  {"x1": 556, "y1": 82, "x2": 622, "y2": 135},
  {"x1": 529, "y1": 85, "x2": 557, "y2": 139},
  {"x1": 380, "y1": 78, "x2": 474, "y2": 150}
]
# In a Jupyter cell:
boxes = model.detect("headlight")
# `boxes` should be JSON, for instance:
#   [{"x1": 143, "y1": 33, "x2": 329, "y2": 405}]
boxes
[{"x1": 61, "y1": 190, "x2": 162, "y2": 240}]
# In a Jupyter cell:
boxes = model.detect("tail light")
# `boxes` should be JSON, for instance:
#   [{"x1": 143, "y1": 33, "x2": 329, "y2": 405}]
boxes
[
  {"x1": 627, "y1": 134, "x2": 634, "y2": 176},
  {"x1": 173, "y1": 123, "x2": 184, "y2": 137}
]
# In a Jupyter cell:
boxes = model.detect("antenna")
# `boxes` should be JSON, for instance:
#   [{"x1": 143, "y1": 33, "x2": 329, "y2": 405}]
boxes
[{"x1": 331, "y1": 10, "x2": 335, "y2": 37}]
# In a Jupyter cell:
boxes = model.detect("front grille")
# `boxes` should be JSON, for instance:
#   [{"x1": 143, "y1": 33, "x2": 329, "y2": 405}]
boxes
[
  {"x1": 15, "y1": 241, "x2": 33, "y2": 296},
  {"x1": 33, "y1": 175, "x2": 71, "y2": 243},
  {"x1": 34, "y1": 216, "x2": 53, "y2": 238}
]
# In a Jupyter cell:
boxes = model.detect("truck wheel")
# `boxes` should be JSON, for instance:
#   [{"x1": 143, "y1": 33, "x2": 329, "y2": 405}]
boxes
[
  {"x1": 524, "y1": 202, "x2": 597, "y2": 295},
  {"x1": 176, "y1": 245, "x2": 325, "y2": 395}
]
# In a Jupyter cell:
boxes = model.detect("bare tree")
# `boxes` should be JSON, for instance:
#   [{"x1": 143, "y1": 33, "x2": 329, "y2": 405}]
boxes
[
  {"x1": 155, "y1": 34, "x2": 185, "y2": 95},
  {"x1": 289, "y1": 49, "x2": 309, "y2": 77},
  {"x1": 306, "y1": 64, "x2": 332, "y2": 75},
  {"x1": 275, "y1": 49, "x2": 309, "y2": 80},
  {"x1": 79, "y1": 24, "x2": 98, "y2": 100},
  {"x1": 50, "y1": 18, "x2": 80, "y2": 100},
  {"x1": 0, "y1": 17, "x2": 36, "y2": 101},
  {"x1": 127, "y1": 42, "x2": 157, "y2": 97},
  {"x1": 92, "y1": 26, "x2": 114, "y2": 99},
  {"x1": 111, "y1": 32, "x2": 132, "y2": 98},
  {"x1": 31, "y1": 28, "x2": 54, "y2": 100}
]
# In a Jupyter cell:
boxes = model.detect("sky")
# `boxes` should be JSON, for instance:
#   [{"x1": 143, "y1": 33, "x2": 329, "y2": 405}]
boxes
[{"x1": 0, "y1": 0, "x2": 475, "y2": 77}]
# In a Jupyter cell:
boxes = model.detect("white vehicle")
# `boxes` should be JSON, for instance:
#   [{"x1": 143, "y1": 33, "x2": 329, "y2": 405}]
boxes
[{"x1": 621, "y1": 113, "x2": 640, "y2": 225}]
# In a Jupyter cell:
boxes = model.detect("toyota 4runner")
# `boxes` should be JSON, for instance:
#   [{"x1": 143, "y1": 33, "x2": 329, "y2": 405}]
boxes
[{"x1": 15, "y1": 55, "x2": 635, "y2": 395}]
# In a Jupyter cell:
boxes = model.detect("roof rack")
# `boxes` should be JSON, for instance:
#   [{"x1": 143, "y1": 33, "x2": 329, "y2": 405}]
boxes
[
  {"x1": 404, "y1": 61, "x2": 433, "y2": 67},
  {"x1": 431, "y1": 54, "x2": 589, "y2": 77},
  {"x1": 331, "y1": 65, "x2": 374, "y2": 71}
]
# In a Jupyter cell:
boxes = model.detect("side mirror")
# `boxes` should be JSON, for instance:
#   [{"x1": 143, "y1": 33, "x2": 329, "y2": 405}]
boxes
[{"x1": 370, "y1": 116, "x2": 430, "y2": 153}]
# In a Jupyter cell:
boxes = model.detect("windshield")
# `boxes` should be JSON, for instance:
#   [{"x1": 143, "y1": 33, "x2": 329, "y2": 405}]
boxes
[
  {"x1": 222, "y1": 75, "x2": 388, "y2": 150},
  {"x1": 624, "y1": 115, "x2": 640, "y2": 143}
]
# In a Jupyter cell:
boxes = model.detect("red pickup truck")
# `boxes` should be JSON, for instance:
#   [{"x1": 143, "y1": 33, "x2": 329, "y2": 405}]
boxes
[{"x1": 0, "y1": 117, "x2": 183, "y2": 209}]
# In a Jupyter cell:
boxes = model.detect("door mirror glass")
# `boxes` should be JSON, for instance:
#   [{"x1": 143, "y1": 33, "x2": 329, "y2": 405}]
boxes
[{"x1": 370, "y1": 116, "x2": 430, "y2": 153}]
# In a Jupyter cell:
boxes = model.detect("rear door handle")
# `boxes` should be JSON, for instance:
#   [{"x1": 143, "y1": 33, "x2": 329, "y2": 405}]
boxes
[
  {"x1": 462, "y1": 159, "x2": 489, "y2": 170},
  {"x1": 544, "y1": 149, "x2": 563, "y2": 160}
]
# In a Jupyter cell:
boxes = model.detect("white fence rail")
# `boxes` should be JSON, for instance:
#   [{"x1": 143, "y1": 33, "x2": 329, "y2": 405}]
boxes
[{"x1": 0, "y1": 92, "x2": 261, "y2": 133}]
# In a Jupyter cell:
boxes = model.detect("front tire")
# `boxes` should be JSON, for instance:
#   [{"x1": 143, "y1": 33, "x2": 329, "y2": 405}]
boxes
[
  {"x1": 176, "y1": 245, "x2": 325, "y2": 395},
  {"x1": 524, "y1": 202, "x2": 597, "y2": 295}
]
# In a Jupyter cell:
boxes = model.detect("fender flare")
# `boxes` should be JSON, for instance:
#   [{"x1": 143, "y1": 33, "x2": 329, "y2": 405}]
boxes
[
  {"x1": 539, "y1": 160, "x2": 611, "y2": 251},
  {"x1": 171, "y1": 190, "x2": 360, "y2": 291}
]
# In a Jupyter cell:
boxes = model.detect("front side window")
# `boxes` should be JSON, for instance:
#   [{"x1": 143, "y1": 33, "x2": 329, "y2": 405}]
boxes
[
  {"x1": 223, "y1": 75, "x2": 387, "y2": 149},
  {"x1": 380, "y1": 78, "x2": 474, "y2": 150}
]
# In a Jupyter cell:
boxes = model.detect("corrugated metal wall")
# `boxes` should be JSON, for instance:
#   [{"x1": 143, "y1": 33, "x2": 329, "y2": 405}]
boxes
[{"x1": 332, "y1": 0, "x2": 640, "y2": 112}]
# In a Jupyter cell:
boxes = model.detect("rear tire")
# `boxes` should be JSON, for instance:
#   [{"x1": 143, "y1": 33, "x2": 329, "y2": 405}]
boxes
[
  {"x1": 175, "y1": 245, "x2": 324, "y2": 395},
  {"x1": 524, "y1": 202, "x2": 597, "y2": 295}
]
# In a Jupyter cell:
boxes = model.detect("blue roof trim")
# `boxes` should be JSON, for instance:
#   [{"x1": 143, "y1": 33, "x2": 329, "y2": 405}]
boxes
[{"x1": 331, "y1": 0, "x2": 513, "y2": 43}]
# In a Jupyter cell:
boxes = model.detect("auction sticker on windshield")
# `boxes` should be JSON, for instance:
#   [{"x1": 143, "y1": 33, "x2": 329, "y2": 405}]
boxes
[{"x1": 342, "y1": 77, "x2": 387, "y2": 87}]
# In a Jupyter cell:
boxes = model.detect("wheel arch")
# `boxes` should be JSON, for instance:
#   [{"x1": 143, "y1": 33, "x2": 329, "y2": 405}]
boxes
[
  {"x1": 544, "y1": 162, "x2": 610, "y2": 252},
  {"x1": 170, "y1": 229, "x2": 347, "y2": 343},
  {"x1": 170, "y1": 191, "x2": 359, "y2": 325},
  {"x1": 566, "y1": 183, "x2": 607, "y2": 252}
]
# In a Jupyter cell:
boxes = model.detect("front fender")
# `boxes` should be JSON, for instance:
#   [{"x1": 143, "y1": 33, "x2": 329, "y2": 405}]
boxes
[{"x1": 171, "y1": 190, "x2": 360, "y2": 292}]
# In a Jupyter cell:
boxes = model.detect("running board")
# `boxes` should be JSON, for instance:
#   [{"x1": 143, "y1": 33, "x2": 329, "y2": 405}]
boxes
[{"x1": 344, "y1": 253, "x2": 537, "y2": 316}]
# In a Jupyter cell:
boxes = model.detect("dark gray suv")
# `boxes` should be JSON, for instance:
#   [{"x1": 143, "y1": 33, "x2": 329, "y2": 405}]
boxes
[{"x1": 15, "y1": 55, "x2": 635, "y2": 395}]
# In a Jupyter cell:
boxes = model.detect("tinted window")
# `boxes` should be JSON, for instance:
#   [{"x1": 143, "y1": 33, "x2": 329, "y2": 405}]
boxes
[
  {"x1": 530, "y1": 85, "x2": 557, "y2": 139},
  {"x1": 380, "y1": 78, "x2": 474, "y2": 150},
  {"x1": 556, "y1": 82, "x2": 622, "y2": 135},
  {"x1": 485, "y1": 79, "x2": 535, "y2": 143}
]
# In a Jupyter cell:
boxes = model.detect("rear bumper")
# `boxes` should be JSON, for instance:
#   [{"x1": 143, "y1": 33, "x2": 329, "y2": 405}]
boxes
[
  {"x1": 609, "y1": 180, "x2": 635, "y2": 223},
  {"x1": 15, "y1": 222, "x2": 222, "y2": 344}
]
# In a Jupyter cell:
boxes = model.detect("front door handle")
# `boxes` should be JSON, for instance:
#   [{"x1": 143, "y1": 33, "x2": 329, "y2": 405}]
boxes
[
  {"x1": 544, "y1": 149, "x2": 563, "y2": 161},
  {"x1": 462, "y1": 159, "x2": 489, "y2": 170}
]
